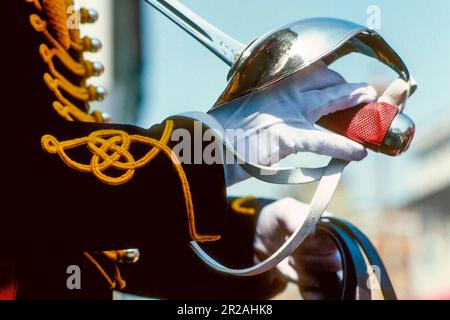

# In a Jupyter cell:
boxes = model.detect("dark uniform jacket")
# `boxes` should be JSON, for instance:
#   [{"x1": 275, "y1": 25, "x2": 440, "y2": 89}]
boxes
[{"x1": 0, "y1": 0, "x2": 283, "y2": 299}]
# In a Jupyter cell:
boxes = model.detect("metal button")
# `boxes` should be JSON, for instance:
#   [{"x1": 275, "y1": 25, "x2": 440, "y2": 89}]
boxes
[
  {"x1": 86, "y1": 61, "x2": 105, "y2": 77},
  {"x1": 119, "y1": 249, "x2": 141, "y2": 264},
  {"x1": 101, "y1": 112, "x2": 112, "y2": 123},
  {"x1": 88, "y1": 85, "x2": 109, "y2": 102},
  {"x1": 80, "y1": 8, "x2": 99, "y2": 24},
  {"x1": 83, "y1": 37, "x2": 103, "y2": 53}
]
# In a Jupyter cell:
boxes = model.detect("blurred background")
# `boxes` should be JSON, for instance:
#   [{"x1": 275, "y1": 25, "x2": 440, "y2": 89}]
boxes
[{"x1": 79, "y1": 0, "x2": 450, "y2": 299}]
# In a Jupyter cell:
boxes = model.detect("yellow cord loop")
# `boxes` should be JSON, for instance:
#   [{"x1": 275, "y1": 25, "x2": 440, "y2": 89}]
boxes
[
  {"x1": 25, "y1": 0, "x2": 43, "y2": 11},
  {"x1": 30, "y1": 14, "x2": 87, "y2": 76},
  {"x1": 41, "y1": 120, "x2": 173, "y2": 186},
  {"x1": 103, "y1": 250, "x2": 123, "y2": 262},
  {"x1": 40, "y1": 44, "x2": 91, "y2": 100},
  {"x1": 41, "y1": 121, "x2": 221, "y2": 243},
  {"x1": 231, "y1": 196, "x2": 257, "y2": 215},
  {"x1": 42, "y1": 0, "x2": 71, "y2": 49},
  {"x1": 83, "y1": 252, "x2": 126, "y2": 290}
]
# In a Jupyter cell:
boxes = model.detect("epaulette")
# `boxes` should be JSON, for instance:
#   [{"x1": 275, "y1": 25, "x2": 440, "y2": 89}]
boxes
[{"x1": 26, "y1": 0, "x2": 108, "y2": 123}]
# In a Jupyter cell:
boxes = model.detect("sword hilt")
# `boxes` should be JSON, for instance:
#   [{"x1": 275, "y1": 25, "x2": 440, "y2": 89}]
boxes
[{"x1": 317, "y1": 102, "x2": 415, "y2": 156}]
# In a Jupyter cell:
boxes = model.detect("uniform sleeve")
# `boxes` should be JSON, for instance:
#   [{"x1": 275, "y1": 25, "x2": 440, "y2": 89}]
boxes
[
  {"x1": 120, "y1": 197, "x2": 287, "y2": 299},
  {"x1": 2, "y1": 117, "x2": 228, "y2": 252},
  {"x1": 5, "y1": 0, "x2": 277, "y2": 299}
]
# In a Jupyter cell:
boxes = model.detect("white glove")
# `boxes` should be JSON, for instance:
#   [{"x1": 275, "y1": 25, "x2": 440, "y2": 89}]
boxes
[
  {"x1": 254, "y1": 198, "x2": 342, "y2": 300},
  {"x1": 209, "y1": 62, "x2": 378, "y2": 186},
  {"x1": 251, "y1": 79, "x2": 412, "y2": 299}
]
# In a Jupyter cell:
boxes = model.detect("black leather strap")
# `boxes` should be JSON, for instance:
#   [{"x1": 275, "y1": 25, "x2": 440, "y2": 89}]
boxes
[
  {"x1": 317, "y1": 217, "x2": 397, "y2": 300},
  {"x1": 326, "y1": 217, "x2": 397, "y2": 300},
  {"x1": 316, "y1": 221, "x2": 369, "y2": 300}
]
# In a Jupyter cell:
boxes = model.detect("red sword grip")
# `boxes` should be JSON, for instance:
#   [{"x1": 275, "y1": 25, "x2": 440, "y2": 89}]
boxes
[{"x1": 316, "y1": 102, "x2": 399, "y2": 151}]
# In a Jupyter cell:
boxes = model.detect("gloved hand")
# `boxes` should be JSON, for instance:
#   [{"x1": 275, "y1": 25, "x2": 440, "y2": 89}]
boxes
[
  {"x1": 254, "y1": 198, "x2": 342, "y2": 300},
  {"x1": 209, "y1": 62, "x2": 378, "y2": 186},
  {"x1": 248, "y1": 79, "x2": 411, "y2": 299}
]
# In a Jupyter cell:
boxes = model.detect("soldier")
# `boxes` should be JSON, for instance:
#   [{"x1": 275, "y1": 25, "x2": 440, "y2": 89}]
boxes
[{"x1": 2, "y1": 0, "x2": 378, "y2": 299}]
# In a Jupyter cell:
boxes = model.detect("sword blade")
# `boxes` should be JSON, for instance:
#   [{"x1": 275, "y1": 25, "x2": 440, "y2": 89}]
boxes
[{"x1": 144, "y1": 0, "x2": 245, "y2": 66}]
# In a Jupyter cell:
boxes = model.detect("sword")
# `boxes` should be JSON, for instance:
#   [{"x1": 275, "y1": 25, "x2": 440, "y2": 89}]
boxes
[
  {"x1": 143, "y1": 0, "x2": 415, "y2": 277},
  {"x1": 144, "y1": 0, "x2": 415, "y2": 157}
]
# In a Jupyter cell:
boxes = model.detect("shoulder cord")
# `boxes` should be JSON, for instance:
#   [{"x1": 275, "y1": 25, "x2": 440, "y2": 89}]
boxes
[
  {"x1": 83, "y1": 252, "x2": 126, "y2": 290},
  {"x1": 24, "y1": 0, "x2": 124, "y2": 289},
  {"x1": 26, "y1": 0, "x2": 105, "y2": 123},
  {"x1": 231, "y1": 196, "x2": 257, "y2": 215}
]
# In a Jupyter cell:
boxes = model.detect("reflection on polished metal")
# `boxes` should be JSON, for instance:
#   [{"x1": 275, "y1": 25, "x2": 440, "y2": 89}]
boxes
[
  {"x1": 80, "y1": 8, "x2": 99, "y2": 24},
  {"x1": 101, "y1": 112, "x2": 113, "y2": 124},
  {"x1": 85, "y1": 61, "x2": 105, "y2": 77},
  {"x1": 91, "y1": 61, "x2": 105, "y2": 77},
  {"x1": 119, "y1": 249, "x2": 141, "y2": 264},
  {"x1": 83, "y1": 37, "x2": 103, "y2": 53},
  {"x1": 88, "y1": 85, "x2": 109, "y2": 102},
  {"x1": 215, "y1": 18, "x2": 411, "y2": 108},
  {"x1": 381, "y1": 113, "x2": 416, "y2": 156}
]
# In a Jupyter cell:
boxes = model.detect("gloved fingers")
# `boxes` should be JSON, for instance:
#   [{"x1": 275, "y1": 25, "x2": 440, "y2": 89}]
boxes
[
  {"x1": 288, "y1": 225, "x2": 342, "y2": 273},
  {"x1": 378, "y1": 78, "x2": 409, "y2": 106},
  {"x1": 280, "y1": 62, "x2": 347, "y2": 94},
  {"x1": 296, "y1": 270, "x2": 343, "y2": 300},
  {"x1": 295, "y1": 229, "x2": 341, "y2": 257},
  {"x1": 290, "y1": 241, "x2": 343, "y2": 300},
  {"x1": 276, "y1": 257, "x2": 300, "y2": 283},
  {"x1": 254, "y1": 201, "x2": 290, "y2": 259},
  {"x1": 239, "y1": 62, "x2": 347, "y2": 108},
  {"x1": 255, "y1": 198, "x2": 309, "y2": 255},
  {"x1": 273, "y1": 198, "x2": 341, "y2": 270},
  {"x1": 298, "y1": 82, "x2": 378, "y2": 123},
  {"x1": 273, "y1": 198, "x2": 310, "y2": 237},
  {"x1": 295, "y1": 128, "x2": 368, "y2": 161},
  {"x1": 291, "y1": 250, "x2": 342, "y2": 273}
]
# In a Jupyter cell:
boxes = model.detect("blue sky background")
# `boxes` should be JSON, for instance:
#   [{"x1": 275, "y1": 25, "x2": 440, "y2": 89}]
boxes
[{"x1": 138, "y1": 0, "x2": 450, "y2": 212}]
